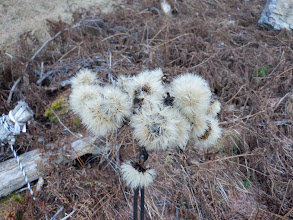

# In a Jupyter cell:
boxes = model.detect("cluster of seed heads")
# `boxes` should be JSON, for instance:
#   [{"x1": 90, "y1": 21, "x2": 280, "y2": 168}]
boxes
[{"x1": 70, "y1": 68, "x2": 221, "y2": 188}]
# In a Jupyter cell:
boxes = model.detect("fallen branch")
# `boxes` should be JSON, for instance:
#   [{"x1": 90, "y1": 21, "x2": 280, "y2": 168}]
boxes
[{"x1": 0, "y1": 136, "x2": 100, "y2": 198}]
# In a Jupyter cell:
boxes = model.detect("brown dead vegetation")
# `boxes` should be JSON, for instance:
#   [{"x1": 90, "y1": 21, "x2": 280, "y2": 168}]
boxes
[{"x1": 0, "y1": 0, "x2": 292, "y2": 219}]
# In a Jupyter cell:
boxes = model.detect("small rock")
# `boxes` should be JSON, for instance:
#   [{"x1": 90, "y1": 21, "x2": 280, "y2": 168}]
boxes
[{"x1": 36, "y1": 177, "x2": 44, "y2": 192}]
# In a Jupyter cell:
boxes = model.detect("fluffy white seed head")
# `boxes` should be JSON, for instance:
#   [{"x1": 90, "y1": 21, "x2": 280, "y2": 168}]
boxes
[
  {"x1": 130, "y1": 106, "x2": 185, "y2": 151},
  {"x1": 195, "y1": 117, "x2": 222, "y2": 148},
  {"x1": 207, "y1": 100, "x2": 221, "y2": 117},
  {"x1": 71, "y1": 69, "x2": 100, "y2": 89},
  {"x1": 121, "y1": 161, "x2": 156, "y2": 189},
  {"x1": 100, "y1": 86, "x2": 132, "y2": 125},
  {"x1": 81, "y1": 97, "x2": 117, "y2": 137},
  {"x1": 133, "y1": 94, "x2": 163, "y2": 114},
  {"x1": 189, "y1": 114, "x2": 210, "y2": 140},
  {"x1": 171, "y1": 73, "x2": 212, "y2": 117},
  {"x1": 126, "y1": 68, "x2": 165, "y2": 100},
  {"x1": 174, "y1": 112, "x2": 191, "y2": 150},
  {"x1": 69, "y1": 85, "x2": 102, "y2": 116},
  {"x1": 80, "y1": 86, "x2": 132, "y2": 137},
  {"x1": 116, "y1": 74, "x2": 133, "y2": 93},
  {"x1": 145, "y1": 68, "x2": 164, "y2": 81}
]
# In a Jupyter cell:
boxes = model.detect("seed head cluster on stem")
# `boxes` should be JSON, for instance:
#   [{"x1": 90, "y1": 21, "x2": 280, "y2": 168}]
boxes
[{"x1": 69, "y1": 68, "x2": 222, "y2": 210}]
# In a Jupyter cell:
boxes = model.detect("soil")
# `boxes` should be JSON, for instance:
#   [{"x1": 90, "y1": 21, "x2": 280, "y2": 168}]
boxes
[
  {"x1": 0, "y1": 0, "x2": 118, "y2": 50},
  {"x1": 0, "y1": 0, "x2": 293, "y2": 219}
]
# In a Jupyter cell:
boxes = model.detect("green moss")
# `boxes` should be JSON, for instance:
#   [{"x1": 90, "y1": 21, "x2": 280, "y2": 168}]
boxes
[
  {"x1": 0, "y1": 192, "x2": 25, "y2": 206},
  {"x1": 253, "y1": 65, "x2": 269, "y2": 77},
  {"x1": 0, "y1": 193, "x2": 25, "y2": 220},
  {"x1": 44, "y1": 97, "x2": 69, "y2": 123}
]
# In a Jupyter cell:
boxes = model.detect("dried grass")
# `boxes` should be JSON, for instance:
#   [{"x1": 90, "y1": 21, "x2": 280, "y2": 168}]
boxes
[{"x1": 0, "y1": 0, "x2": 293, "y2": 219}]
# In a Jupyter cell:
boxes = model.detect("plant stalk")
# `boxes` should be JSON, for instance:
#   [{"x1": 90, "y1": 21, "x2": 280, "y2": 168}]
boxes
[
  {"x1": 133, "y1": 187, "x2": 139, "y2": 220},
  {"x1": 140, "y1": 187, "x2": 145, "y2": 220}
]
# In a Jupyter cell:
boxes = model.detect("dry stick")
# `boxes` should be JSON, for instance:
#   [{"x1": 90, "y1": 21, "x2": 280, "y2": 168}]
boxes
[
  {"x1": 148, "y1": 24, "x2": 169, "y2": 45},
  {"x1": 276, "y1": 66, "x2": 293, "y2": 78},
  {"x1": 133, "y1": 187, "x2": 139, "y2": 220},
  {"x1": 59, "y1": 210, "x2": 75, "y2": 220},
  {"x1": 273, "y1": 92, "x2": 293, "y2": 112},
  {"x1": 50, "y1": 206, "x2": 64, "y2": 220},
  {"x1": 220, "y1": 110, "x2": 266, "y2": 125},
  {"x1": 4, "y1": 53, "x2": 25, "y2": 65},
  {"x1": 7, "y1": 77, "x2": 21, "y2": 105},
  {"x1": 284, "y1": 207, "x2": 293, "y2": 218},
  {"x1": 56, "y1": 45, "x2": 78, "y2": 63},
  {"x1": 190, "y1": 153, "x2": 256, "y2": 167},
  {"x1": 225, "y1": 84, "x2": 247, "y2": 104},
  {"x1": 258, "y1": 208, "x2": 286, "y2": 219}
]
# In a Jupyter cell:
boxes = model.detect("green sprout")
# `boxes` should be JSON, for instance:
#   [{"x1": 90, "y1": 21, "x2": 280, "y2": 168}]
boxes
[
  {"x1": 243, "y1": 173, "x2": 252, "y2": 189},
  {"x1": 253, "y1": 65, "x2": 269, "y2": 77}
]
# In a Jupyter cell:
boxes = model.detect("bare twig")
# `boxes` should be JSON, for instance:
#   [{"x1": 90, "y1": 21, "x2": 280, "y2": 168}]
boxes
[
  {"x1": 50, "y1": 206, "x2": 64, "y2": 220},
  {"x1": 273, "y1": 92, "x2": 293, "y2": 112},
  {"x1": 7, "y1": 77, "x2": 21, "y2": 105},
  {"x1": 258, "y1": 208, "x2": 286, "y2": 219},
  {"x1": 225, "y1": 84, "x2": 247, "y2": 104},
  {"x1": 4, "y1": 53, "x2": 25, "y2": 65},
  {"x1": 60, "y1": 210, "x2": 75, "y2": 220},
  {"x1": 36, "y1": 70, "x2": 56, "y2": 86}
]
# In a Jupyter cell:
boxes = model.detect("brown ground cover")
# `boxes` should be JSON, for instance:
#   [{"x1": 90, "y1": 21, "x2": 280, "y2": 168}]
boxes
[{"x1": 0, "y1": 0, "x2": 292, "y2": 219}]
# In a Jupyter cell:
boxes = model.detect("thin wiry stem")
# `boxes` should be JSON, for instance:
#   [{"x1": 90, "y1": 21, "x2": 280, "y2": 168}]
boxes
[
  {"x1": 140, "y1": 187, "x2": 145, "y2": 220},
  {"x1": 133, "y1": 187, "x2": 139, "y2": 220}
]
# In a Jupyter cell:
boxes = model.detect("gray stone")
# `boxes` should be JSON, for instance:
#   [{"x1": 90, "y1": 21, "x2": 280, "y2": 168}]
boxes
[{"x1": 258, "y1": 0, "x2": 293, "y2": 30}]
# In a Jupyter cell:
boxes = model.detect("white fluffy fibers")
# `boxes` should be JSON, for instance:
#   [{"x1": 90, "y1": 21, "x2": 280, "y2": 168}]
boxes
[
  {"x1": 81, "y1": 86, "x2": 132, "y2": 137},
  {"x1": 189, "y1": 114, "x2": 210, "y2": 140},
  {"x1": 126, "y1": 69, "x2": 165, "y2": 100},
  {"x1": 81, "y1": 97, "x2": 117, "y2": 137},
  {"x1": 121, "y1": 161, "x2": 156, "y2": 189},
  {"x1": 116, "y1": 74, "x2": 133, "y2": 93},
  {"x1": 207, "y1": 100, "x2": 221, "y2": 117},
  {"x1": 99, "y1": 86, "x2": 132, "y2": 125},
  {"x1": 130, "y1": 106, "x2": 180, "y2": 151},
  {"x1": 172, "y1": 111, "x2": 191, "y2": 150},
  {"x1": 69, "y1": 84, "x2": 102, "y2": 116},
  {"x1": 71, "y1": 68, "x2": 100, "y2": 89},
  {"x1": 171, "y1": 73, "x2": 212, "y2": 116},
  {"x1": 196, "y1": 117, "x2": 222, "y2": 148}
]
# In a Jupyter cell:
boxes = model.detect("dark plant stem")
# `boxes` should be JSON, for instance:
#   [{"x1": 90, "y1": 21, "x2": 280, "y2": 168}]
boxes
[
  {"x1": 133, "y1": 187, "x2": 139, "y2": 220},
  {"x1": 140, "y1": 187, "x2": 145, "y2": 220}
]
